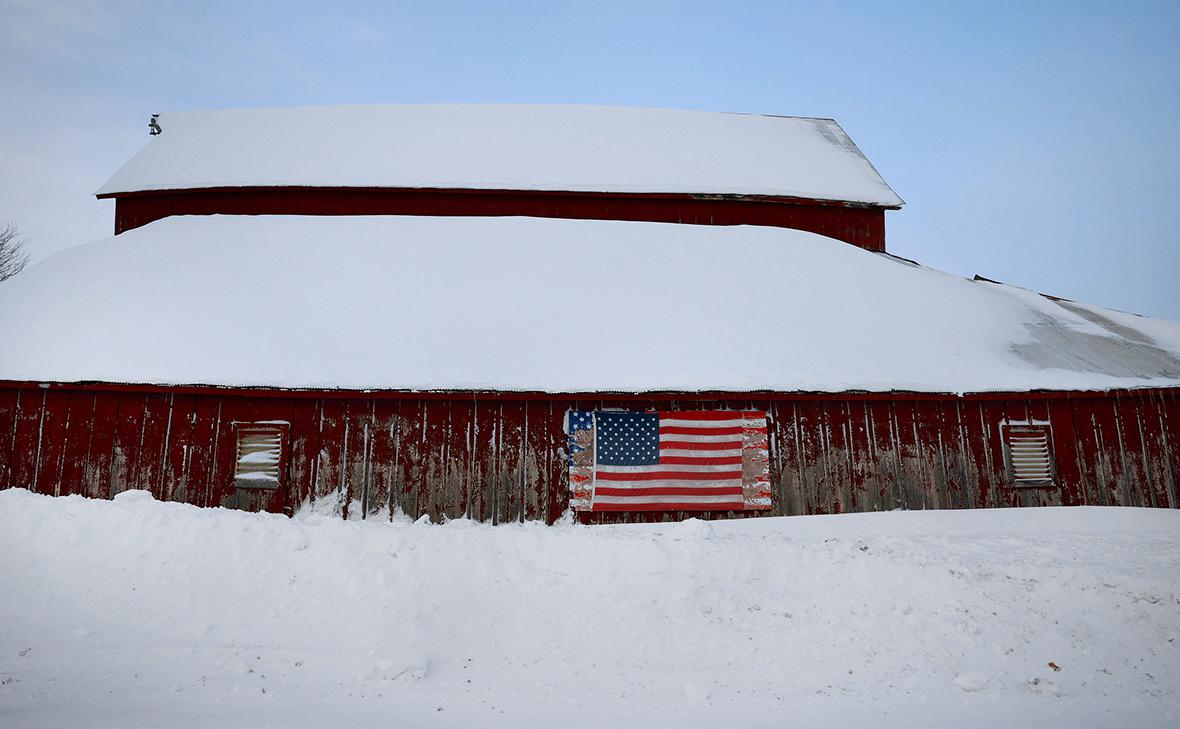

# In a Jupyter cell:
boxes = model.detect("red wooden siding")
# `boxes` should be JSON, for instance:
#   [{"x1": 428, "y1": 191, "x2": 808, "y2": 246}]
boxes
[
  {"x1": 102, "y1": 187, "x2": 890, "y2": 251},
  {"x1": 1, "y1": 385, "x2": 1176, "y2": 521}
]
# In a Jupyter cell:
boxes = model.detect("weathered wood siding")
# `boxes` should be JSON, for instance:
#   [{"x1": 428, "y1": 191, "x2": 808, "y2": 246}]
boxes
[
  {"x1": 1, "y1": 385, "x2": 1177, "y2": 522},
  {"x1": 102, "y1": 187, "x2": 890, "y2": 251}
]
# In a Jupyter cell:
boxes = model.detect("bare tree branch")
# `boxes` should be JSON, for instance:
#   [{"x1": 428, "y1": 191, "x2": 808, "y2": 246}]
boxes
[{"x1": 0, "y1": 222, "x2": 30, "y2": 283}]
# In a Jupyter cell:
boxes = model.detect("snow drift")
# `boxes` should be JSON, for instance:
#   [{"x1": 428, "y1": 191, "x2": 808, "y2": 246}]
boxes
[{"x1": 0, "y1": 489, "x2": 1177, "y2": 728}]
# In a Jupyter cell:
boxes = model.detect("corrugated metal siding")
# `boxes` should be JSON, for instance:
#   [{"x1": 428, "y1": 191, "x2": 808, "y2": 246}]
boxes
[
  {"x1": 108, "y1": 187, "x2": 888, "y2": 251},
  {"x1": 1, "y1": 386, "x2": 1177, "y2": 521}
]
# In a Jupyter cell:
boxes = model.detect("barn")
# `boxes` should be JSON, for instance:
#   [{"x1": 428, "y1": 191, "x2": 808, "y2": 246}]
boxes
[{"x1": 1, "y1": 103, "x2": 1179, "y2": 523}]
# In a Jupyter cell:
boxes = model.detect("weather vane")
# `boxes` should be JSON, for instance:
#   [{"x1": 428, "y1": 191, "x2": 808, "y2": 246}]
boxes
[{"x1": 149, "y1": 114, "x2": 162, "y2": 136}]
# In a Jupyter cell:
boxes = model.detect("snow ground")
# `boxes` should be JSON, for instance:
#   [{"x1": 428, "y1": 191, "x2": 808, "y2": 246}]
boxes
[{"x1": 0, "y1": 489, "x2": 1177, "y2": 728}]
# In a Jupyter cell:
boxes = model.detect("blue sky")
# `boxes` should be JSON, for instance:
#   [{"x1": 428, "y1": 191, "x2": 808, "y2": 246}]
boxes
[{"x1": 3, "y1": 0, "x2": 1178, "y2": 318}]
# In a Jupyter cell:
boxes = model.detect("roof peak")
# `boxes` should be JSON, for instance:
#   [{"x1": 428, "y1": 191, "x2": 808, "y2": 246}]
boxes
[{"x1": 153, "y1": 101, "x2": 837, "y2": 123}]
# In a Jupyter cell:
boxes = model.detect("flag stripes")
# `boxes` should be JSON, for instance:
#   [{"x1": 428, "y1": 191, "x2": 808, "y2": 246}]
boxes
[
  {"x1": 595, "y1": 471, "x2": 742, "y2": 481},
  {"x1": 588, "y1": 410, "x2": 761, "y2": 511},
  {"x1": 566, "y1": 409, "x2": 771, "y2": 513}
]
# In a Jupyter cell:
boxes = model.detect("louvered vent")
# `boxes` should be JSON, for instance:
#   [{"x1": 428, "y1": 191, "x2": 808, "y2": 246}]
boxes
[
  {"x1": 233, "y1": 424, "x2": 288, "y2": 490},
  {"x1": 1003, "y1": 423, "x2": 1054, "y2": 487}
]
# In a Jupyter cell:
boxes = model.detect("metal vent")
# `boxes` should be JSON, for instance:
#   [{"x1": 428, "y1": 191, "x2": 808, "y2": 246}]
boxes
[
  {"x1": 1002, "y1": 422, "x2": 1054, "y2": 487},
  {"x1": 233, "y1": 424, "x2": 287, "y2": 490}
]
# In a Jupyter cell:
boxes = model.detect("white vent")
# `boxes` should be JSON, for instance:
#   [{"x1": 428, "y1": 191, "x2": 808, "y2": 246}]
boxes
[
  {"x1": 1002, "y1": 422, "x2": 1054, "y2": 487},
  {"x1": 233, "y1": 424, "x2": 287, "y2": 489}
]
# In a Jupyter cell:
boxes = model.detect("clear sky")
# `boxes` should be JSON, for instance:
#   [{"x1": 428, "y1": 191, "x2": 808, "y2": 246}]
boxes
[{"x1": 3, "y1": 0, "x2": 1178, "y2": 319}]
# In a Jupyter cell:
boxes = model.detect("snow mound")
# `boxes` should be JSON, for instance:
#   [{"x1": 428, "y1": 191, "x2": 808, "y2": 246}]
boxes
[
  {"x1": 2, "y1": 215, "x2": 1179, "y2": 393},
  {"x1": 0, "y1": 488, "x2": 1178, "y2": 728}
]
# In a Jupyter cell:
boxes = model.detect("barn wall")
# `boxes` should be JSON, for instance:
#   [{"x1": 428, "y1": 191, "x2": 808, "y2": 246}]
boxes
[
  {"x1": 105, "y1": 187, "x2": 889, "y2": 251},
  {"x1": 1, "y1": 386, "x2": 1177, "y2": 522}
]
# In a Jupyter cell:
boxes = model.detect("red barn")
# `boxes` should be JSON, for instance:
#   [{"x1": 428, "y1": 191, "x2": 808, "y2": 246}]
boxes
[{"x1": 1, "y1": 104, "x2": 1178, "y2": 522}]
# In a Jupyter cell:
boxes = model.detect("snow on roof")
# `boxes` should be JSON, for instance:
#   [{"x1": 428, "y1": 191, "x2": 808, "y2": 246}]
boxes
[
  {"x1": 2, "y1": 215, "x2": 1179, "y2": 394},
  {"x1": 96, "y1": 104, "x2": 904, "y2": 207}
]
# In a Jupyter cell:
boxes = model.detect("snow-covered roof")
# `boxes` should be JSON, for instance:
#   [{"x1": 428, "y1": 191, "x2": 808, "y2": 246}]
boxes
[
  {"x1": 96, "y1": 104, "x2": 904, "y2": 207},
  {"x1": 3, "y1": 215, "x2": 1179, "y2": 394}
]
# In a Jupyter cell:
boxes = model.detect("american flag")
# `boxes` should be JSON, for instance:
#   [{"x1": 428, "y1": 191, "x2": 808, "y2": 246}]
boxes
[{"x1": 567, "y1": 410, "x2": 770, "y2": 512}]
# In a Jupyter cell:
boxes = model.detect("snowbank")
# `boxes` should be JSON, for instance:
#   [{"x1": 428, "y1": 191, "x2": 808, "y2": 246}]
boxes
[
  {"x1": 0, "y1": 489, "x2": 1177, "y2": 728},
  {"x1": 2, "y1": 215, "x2": 1179, "y2": 393},
  {"x1": 96, "y1": 104, "x2": 904, "y2": 207}
]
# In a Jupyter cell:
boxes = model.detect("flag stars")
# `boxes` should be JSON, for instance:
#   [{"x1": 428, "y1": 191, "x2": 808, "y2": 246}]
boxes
[{"x1": 595, "y1": 411, "x2": 659, "y2": 466}]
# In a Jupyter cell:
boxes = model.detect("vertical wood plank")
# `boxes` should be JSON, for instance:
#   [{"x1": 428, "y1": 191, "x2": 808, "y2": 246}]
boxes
[
  {"x1": 765, "y1": 403, "x2": 789, "y2": 516},
  {"x1": 184, "y1": 396, "x2": 222, "y2": 508},
  {"x1": 1112, "y1": 395, "x2": 1154, "y2": 508},
  {"x1": 368, "y1": 399, "x2": 402, "y2": 519},
  {"x1": 1156, "y1": 392, "x2": 1180, "y2": 509},
  {"x1": 445, "y1": 398, "x2": 475, "y2": 520},
  {"x1": 471, "y1": 398, "x2": 495, "y2": 522},
  {"x1": 157, "y1": 394, "x2": 196, "y2": 503},
  {"x1": 991, "y1": 400, "x2": 1024, "y2": 508},
  {"x1": 313, "y1": 399, "x2": 349, "y2": 513},
  {"x1": 1071, "y1": 397, "x2": 1106, "y2": 506},
  {"x1": 872, "y1": 401, "x2": 899, "y2": 510},
  {"x1": 956, "y1": 401, "x2": 987, "y2": 509},
  {"x1": 822, "y1": 400, "x2": 854, "y2": 513},
  {"x1": 890, "y1": 400, "x2": 927, "y2": 510},
  {"x1": 845, "y1": 401, "x2": 875, "y2": 512},
  {"x1": 57, "y1": 392, "x2": 97, "y2": 497},
  {"x1": 344, "y1": 399, "x2": 372, "y2": 518},
  {"x1": 912, "y1": 400, "x2": 949, "y2": 510},
  {"x1": 82, "y1": 393, "x2": 120, "y2": 500},
  {"x1": 207, "y1": 401, "x2": 239, "y2": 509},
  {"x1": 522, "y1": 400, "x2": 550, "y2": 522},
  {"x1": 418, "y1": 399, "x2": 449, "y2": 523},
  {"x1": 497, "y1": 401, "x2": 526, "y2": 523},
  {"x1": 1095, "y1": 398, "x2": 1132, "y2": 507},
  {"x1": 1137, "y1": 393, "x2": 1175, "y2": 507},
  {"x1": 976, "y1": 400, "x2": 1011, "y2": 508},
  {"x1": 0, "y1": 388, "x2": 22, "y2": 487},
  {"x1": 286, "y1": 398, "x2": 323, "y2": 513},
  {"x1": 394, "y1": 399, "x2": 425, "y2": 520},
  {"x1": 9, "y1": 388, "x2": 44, "y2": 489},
  {"x1": 546, "y1": 400, "x2": 571, "y2": 524},
  {"x1": 792, "y1": 400, "x2": 827, "y2": 514},
  {"x1": 1045, "y1": 397, "x2": 1085, "y2": 506},
  {"x1": 109, "y1": 393, "x2": 148, "y2": 498},
  {"x1": 132, "y1": 393, "x2": 173, "y2": 500},
  {"x1": 945, "y1": 401, "x2": 973, "y2": 510},
  {"x1": 32, "y1": 390, "x2": 71, "y2": 497},
  {"x1": 1074, "y1": 399, "x2": 1116, "y2": 507},
  {"x1": 470, "y1": 399, "x2": 486, "y2": 520}
]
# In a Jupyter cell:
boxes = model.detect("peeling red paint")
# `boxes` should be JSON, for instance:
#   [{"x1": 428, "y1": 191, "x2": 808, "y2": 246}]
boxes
[{"x1": 1, "y1": 384, "x2": 1175, "y2": 522}]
